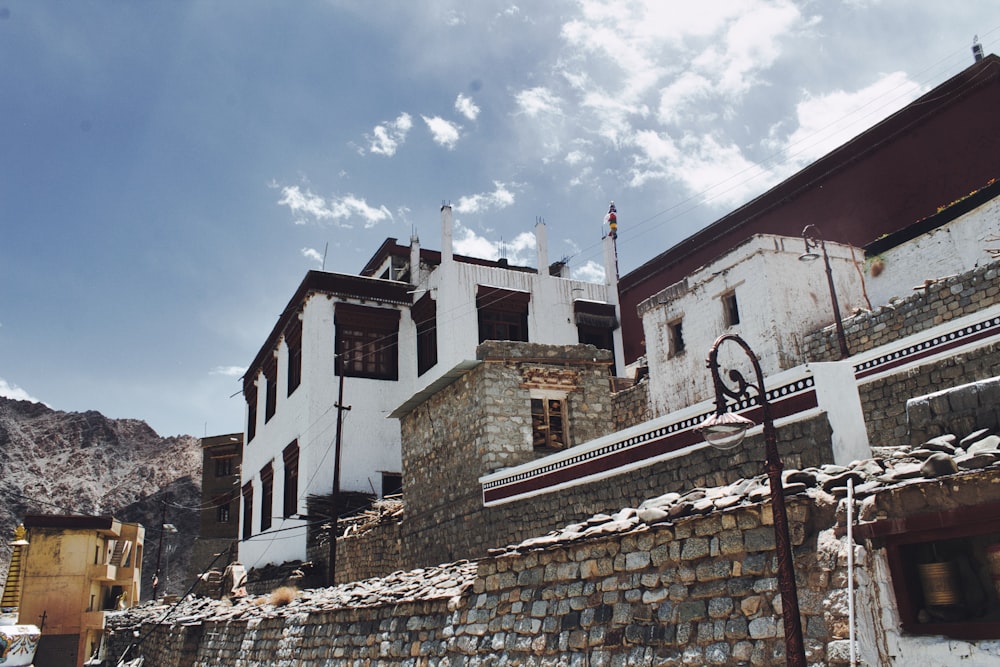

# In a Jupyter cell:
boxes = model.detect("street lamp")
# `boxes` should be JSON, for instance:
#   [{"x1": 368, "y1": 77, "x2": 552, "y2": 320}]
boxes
[
  {"x1": 799, "y1": 224, "x2": 849, "y2": 359},
  {"x1": 697, "y1": 334, "x2": 807, "y2": 667}
]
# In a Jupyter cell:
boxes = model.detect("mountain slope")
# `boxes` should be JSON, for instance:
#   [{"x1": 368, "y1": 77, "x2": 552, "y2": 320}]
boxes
[{"x1": 0, "y1": 397, "x2": 202, "y2": 599}]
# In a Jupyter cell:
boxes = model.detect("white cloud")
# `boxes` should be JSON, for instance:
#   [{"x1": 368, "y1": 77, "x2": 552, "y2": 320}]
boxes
[
  {"x1": 453, "y1": 226, "x2": 537, "y2": 266},
  {"x1": 365, "y1": 112, "x2": 413, "y2": 156},
  {"x1": 781, "y1": 71, "x2": 924, "y2": 168},
  {"x1": 210, "y1": 366, "x2": 246, "y2": 378},
  {"x1": 422, "y1": 115, "x2": 462, "y2": 149},
  {"x1": 455, "y1": 94, "x2": 480, "y2": 121},
  {"x1": 0, "y1": 377, "x2": 43, "y2": 403},
  {"x1": 454, "y1": 181, "x2": 517, "y2": 214},
  {"x1": 515, "y1": 87, "x2": 562, "y2": 116},
  {"x1": 572, "y1": 259, "x2": 606, "y2": 284},
  {"x1": 277, "y1": 186, "x2": 393, "y2": 228},
  {"x1": 301, "y1": 247, "x2": 324, "y2": 265}
]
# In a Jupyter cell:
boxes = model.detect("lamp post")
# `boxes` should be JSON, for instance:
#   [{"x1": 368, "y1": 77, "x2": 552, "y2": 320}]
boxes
[
  {"x1": 799, "y1": 224, "x2": 849, "y2": 359},
  {"x1": 697, "y1": 334, "x2": 806, "y2": 667}
]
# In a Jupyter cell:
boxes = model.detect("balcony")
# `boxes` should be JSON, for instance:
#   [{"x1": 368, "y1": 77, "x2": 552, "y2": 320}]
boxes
[{"x1": 88, "y1": 562, "x2": 118, "y2": 582}]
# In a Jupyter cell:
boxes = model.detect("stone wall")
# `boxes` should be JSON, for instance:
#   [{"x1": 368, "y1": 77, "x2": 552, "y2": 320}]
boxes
[
  {"x1": 858, "y1": 340, "x2": 1000, "y2": 446},
  {"x1": 805, "y1": 262, "x2": 1000, "y2": 362},
  {"x1": 905, "y1": 375, "x2": 1000, "y2": 447},
  {"x1": 103, "y1": 495, "x2": 854, "y2": 667},
  {"x1": 399, "y1": 341, "x2": 615, "y2": 571},
  {"x1": 611, "y1": 376, "x2": 651, "y2": 430}
]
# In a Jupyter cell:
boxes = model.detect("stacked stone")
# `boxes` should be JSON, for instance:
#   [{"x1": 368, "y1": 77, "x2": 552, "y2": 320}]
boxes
[{"x1": 804, "y1": 263, "x2": 1000, "y2": 363}]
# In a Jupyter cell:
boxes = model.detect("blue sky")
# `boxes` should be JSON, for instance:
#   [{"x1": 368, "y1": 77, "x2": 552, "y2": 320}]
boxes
[{"x1": 2, "y1": 1, "x2": 998, "y2": 437}]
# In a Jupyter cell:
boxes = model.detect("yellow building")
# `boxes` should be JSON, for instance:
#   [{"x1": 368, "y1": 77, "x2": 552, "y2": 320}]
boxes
[{"x1": 18, "y1": 515, "x2": 144, "y2": 667}]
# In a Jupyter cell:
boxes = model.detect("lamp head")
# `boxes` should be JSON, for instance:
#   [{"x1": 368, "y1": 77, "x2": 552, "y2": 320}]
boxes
[
  {"x1": 698, "y1": 410, "x2": 755, "y2": 450},
  {"x1": 798, "y1": 251, "x2": 820, "y2": 262}
]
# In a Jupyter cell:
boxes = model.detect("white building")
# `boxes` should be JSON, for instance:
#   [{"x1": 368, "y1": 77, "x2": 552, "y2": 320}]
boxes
[
  {"x1": 239, "y1": 206, "x2": 623, "y2": 570},
  {"x1": 638, "y1": 233, "x2": 868, "y2": 417}
]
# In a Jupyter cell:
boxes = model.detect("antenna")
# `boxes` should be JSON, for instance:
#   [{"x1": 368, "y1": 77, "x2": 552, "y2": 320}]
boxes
[{"x1": 322, "y1": 242, "x2": 329, "y2": 271}]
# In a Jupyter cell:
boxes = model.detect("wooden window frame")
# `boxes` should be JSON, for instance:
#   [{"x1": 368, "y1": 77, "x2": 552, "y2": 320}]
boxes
[
  {"x1": 286, "y1": 317, "x2": 302, "y2": 396},
  {"x1": 241, "y1": 482, "x2": 253, "y2": 540},
  {"x1": 531, "y1": 390, "x2": 568, "y2": 450},
  {"x1": 722, "y1": 291, "x2": 740, "y2": 327},
  {"x1": 335, "y1": 304, "x2": 400, "y2": 381},
  {"x1": 477, "y1": 286, "x2": 530, "y2": 344},
  {"x1": 259, "y1": 463, "x2": 273, "y2": 532},
  {"x1": 264, "y1": 357, "x2": 277, "y2": 423},
  {"x1": 283, "y1": 441, "x2": 299, "y2": 518},
  {"x1": 413, "y1": 292, "x2": 438, "y2": 377},
  {"x1": 856, "y1": 500, "x2": 1000, "y2": 639}
]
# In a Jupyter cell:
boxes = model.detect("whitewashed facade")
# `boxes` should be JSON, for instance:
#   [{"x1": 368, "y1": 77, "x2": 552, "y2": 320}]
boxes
[
  {"x1": 638, "y1": 233, "x2": 868, "y2": 418},
  {"x1": 239, "y1": 206, "x2": 622, "y2": 570}
]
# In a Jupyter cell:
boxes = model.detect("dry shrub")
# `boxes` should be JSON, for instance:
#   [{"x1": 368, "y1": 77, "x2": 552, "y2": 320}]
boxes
[{"x1": 269, "y1": 585, "x2": 298, "y2": 607}]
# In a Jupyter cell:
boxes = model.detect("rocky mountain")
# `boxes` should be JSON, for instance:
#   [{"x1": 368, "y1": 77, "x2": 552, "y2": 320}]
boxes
[{"x1": 0, "y1": 397, "x2": 202, "y2": 599}]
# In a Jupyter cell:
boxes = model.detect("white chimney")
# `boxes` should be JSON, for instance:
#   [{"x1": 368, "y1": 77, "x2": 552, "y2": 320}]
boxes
[
  {"x1": 441, "y1": 204, "x2": 453, "y2": 265},
  {"x1": 409, "y1": 232, "x2": 420, "y2": 284}
]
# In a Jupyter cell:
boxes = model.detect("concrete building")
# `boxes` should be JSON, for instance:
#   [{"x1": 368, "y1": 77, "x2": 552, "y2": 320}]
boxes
[
  {"x1": 239, "y1": 206, "x2": 622, "y2": 572},
  {"x1": 190, "y1": 433, "x2": 242, "y2": 584},
  {"x1": 17, "y1": 515, "x2": 144, "y2": 667}
]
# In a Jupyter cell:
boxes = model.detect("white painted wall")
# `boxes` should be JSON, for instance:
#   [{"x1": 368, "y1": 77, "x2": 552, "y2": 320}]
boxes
[
  {"x1": 640, "y1": 234, "x2": 867, "y2": 418},
  {"x1": 865, "y1": 195, "x2": 1000, "y2": 307},
  {"x1": 240, "y1": 210, "x2": 621, "y2": 569}
]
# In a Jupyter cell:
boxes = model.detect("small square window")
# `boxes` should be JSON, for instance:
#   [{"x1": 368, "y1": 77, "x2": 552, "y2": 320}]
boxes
[
  {"x1": 722, "y1": 292, "x2": 740, "y2": 327},
  {"x1": 531, "y1": 396, "x2": 567, "y2": 449},
  {"x1": 668, "y1": 320, "x2": 685, "y2": 357}
]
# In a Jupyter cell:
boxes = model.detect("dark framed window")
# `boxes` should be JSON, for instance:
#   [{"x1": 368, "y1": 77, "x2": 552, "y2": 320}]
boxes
[
  {"x1": 856, "y1": 500, "x2": 1000, "y2": 640},
  {"x1": 477, "y1": 286, "x2": 529, "y2": 343},
  {"x1": 217, "y1": 502, "x2": 231, "y2": 524},
  {"x1": 244, "y1": 381, "x2": 257, "y2": 443},
  {"x1": 264, "y1": 357, "x2": 277, "y2": 422},
  {"x1": 260, "y1": 463, "x2": 273, "y2": 532},
  {"x1": 722, "y1": 291, "x2": 740, "y2": 327},
  {"x1": 215, "y1": 457, "x2": 233, "y2": 477},
  {"x1": 286, "y1": 317, "x2": 302, "y2": 396},
  {"x1": 283, "y1": 441, "x2": 299, "y2": 518},
  {"x1": 531, "y1": 396, "x2": 567, "y2": 449},
  {"x1": 335, "y1": 304, "x2": 400, "y2": 380},
  {"x1": 381, "y1": 472, "x2": 403, "y2": 497},
  {"x1": 241, "y1": 482, "x2": 253, "y2": 540},
  {"x1": 413, "y1": 292, "x2": 437, "y2": 376},
  {"x1": 575, "y1": 300, "x2": 618, "y2": 374},
  {"x1": 669, "y1": 320, "x2": 685, "y2": 357}
]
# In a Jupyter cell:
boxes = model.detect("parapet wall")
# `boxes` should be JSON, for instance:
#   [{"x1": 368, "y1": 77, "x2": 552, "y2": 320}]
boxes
[{"x1": 105, "y1": 496, "x2": 854, "y2": 667}]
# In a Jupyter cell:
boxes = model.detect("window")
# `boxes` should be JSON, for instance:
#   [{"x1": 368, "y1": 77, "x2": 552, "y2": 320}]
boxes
[
  {"x1": 412, "y1": 292, "x2": 437, "y2": 377},
  {"x1": 381, "y1": 472, "x2": 403, "y2": 497},
  {"x1": 244, "y1": 381, "x2": 257, "y2": 443},
  {"x1": 241, "y1": 482, "x2": 253, "y2": 540},
  {"x1": 335, "y1": 304, "x2": 400, "y2": 380},
  {"x1": 669, "y1": 320, "x2": 685, "y2": 357},
  {"x1": 856, "y1": 500, "x2": 1000, "y2": 640},
  {"x1": 477, "y1": 286, "x2": 530, "y2": 343},
  {"x1": 531, "y1": 395, "x2": 567, "y2": 449},
  {"x1": 575, "y1": 301, "x2": 618, "y2": 374},
  {"x1": 286, "y1": 317, "x2": 302, "y2": 396},
  {"x1": 283, "y1": 441, "x2": 299, "y2": 518},
  {"x1": 215, "y1": 457, "x2": 233, "y2": 477},
  {"x1": 217, "y1": 502, "x2": 231, "y2": 524},
  {"x1": 260, "y1": 463, "x2": 273, "y2": 531},
  {"x1": 264, "y1": 357, "x2": 277, "y2": 422},
  {"x1": 722, "y1": 291, "x2": 740, "y2": 327}
]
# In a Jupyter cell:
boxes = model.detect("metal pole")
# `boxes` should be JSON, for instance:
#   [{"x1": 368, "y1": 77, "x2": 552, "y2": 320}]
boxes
[
  {"x1": 820, "y1": 237, "x2": 850, "y2": 359},
  {"x1": 151, "y1": 503, "x2": 165, "y2": 600},
  {"x1": 704, "y1": 334, "x2": 807, "y2": 667},
  {"x1": 330, "y1": 364, "x2": 350, "y2": 586}
]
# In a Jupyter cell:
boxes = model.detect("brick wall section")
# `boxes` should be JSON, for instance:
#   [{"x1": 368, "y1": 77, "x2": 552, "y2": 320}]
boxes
[
  {"x1": 334, "y1": 512, "x2": 402, "y2": 584},
  {"x1": 805, "y1": 263, "x2": 1000, "y2": 362},
  {"x1": 103, "y1": 497, "x2": 856, "y2": 666},
  {"x1": 611, "y1": 376, "x2": 652, "y2": 430}
]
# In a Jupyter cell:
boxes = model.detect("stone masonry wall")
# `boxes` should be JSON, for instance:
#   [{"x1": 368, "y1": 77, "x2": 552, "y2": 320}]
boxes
[
  {"x1": 858, "y1": 340, "x2": 1000, "y2": 446},
  {"x1": 400, "y1": 342, "x2": 615, "y2": 571},
  {"x1": 805, "y1": 262, "x2": 1000, "y2": 362},
  {"x1": 105, "y1": 496, "x2": 855, "y2": 667},
  {"x1": 612, "y1": 376, "x2": 652, "y2": 430},
  {"x1": 905, "y1": 374, "x2": 1000, "y2": 446}
]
